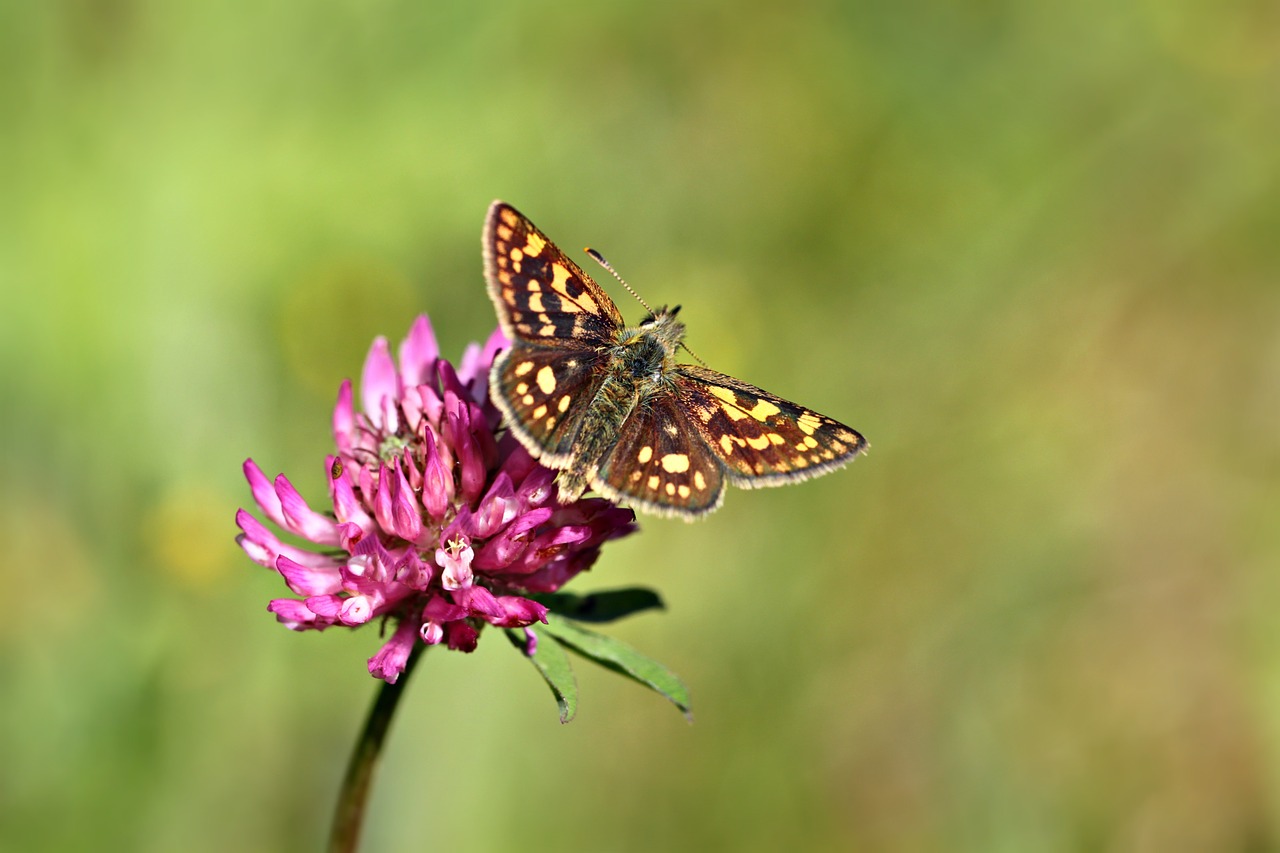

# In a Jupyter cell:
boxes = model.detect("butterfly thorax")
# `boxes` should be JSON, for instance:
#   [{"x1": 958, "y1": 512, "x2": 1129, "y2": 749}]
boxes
[{"x1": 554, "y1": 309, "x2": 685, "y2": 502}]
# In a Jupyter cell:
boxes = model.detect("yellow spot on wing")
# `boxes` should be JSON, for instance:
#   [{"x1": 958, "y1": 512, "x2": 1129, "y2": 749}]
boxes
[
  {"x1": 710, "y1": 386, "x2": 747, "y2": 420},
  {"x1": 523, "y1": 232, "x2": 546, "y2": 256},
  {"x1": 661, "y1": 453, "x2": 690, "y2": 473},
  {"x1": 528, "y1": 292, "x2": 544, "y2": 312},
  {"x1": 515, "y1": 382, "x2": 528, "y2": 395},
  {"x1": 797, "y1": 413, "x2": 823, "y2": 435},
  {"x1": 719, "y1": 435, "x2": 734, "y2": 454},
  {"x1": 557, "y1": 395, "x2": 571, "y2": 413},
  {"x1": 694, "y1": 471, "x2": 707, "y2": 490},
  {"x1": 665, "y1": 483, "x2": 676, "y2": 496},
  {"x1": 550, "y1": 264, "x2": 574, "y2": 297},
  {"x1": 536, "y1": 365, "x2": 556, "y2": 394},
  {"x1": 514, "y1": 361, "x2": 534, "y2": 377},
  {"x1": 638, "y1": 445, "x2": 653, "y2": 464},
  {"x1": 746, "y1": 434, "x2": 771, "y2": 451},
  {"x1": 532, "y1": 404, "x2": 547, "y2": 419},
  {"x1": 647, "y1": 475, "x2": 660, "y2": 490},
  {"x1": 748, "y1": 399, "x2": 781, "y2": 420}
]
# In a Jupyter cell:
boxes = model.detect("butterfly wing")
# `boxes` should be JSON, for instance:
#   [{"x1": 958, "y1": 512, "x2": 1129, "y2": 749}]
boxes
[
  {"x1": 490, "y1": 345, "x2": 610, "y2": 467},
  {"x1": 484, "y1": 201, "x2": 627, "y2": 463},
  {"x1": 484, "y1": 201, "x2": 624, "y2": 349},
  {"x1": 674, "y1": 365, "x2": 867, "y2": 487},
  {"x1": 593, "y1": 393, "x2": 726, "y2": 518}
]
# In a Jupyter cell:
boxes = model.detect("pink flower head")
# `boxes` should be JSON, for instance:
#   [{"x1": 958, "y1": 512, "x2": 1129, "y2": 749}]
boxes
[{"x1": 237, "y1": 315, "x2": 637, "y2": 682}]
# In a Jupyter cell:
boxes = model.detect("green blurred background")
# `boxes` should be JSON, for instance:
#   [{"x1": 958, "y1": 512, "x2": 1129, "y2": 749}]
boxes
[{"x1": 3, "y1": 1, "x2": 1278, "y2": 851}]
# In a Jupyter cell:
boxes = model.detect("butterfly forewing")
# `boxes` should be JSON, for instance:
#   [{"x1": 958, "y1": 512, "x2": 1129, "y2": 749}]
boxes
[
  {"x1": 594, "y1": 396, "x2": 726, "y2": 517},
  {"x1": 675, "y1": 366, "x2": 867, "y2": 487},
  {"x1": 484, "y1": 202, "x2": 624, "y2": 348},
  {"x1": 491, "y1": 345, "x2": 609, "y2": 466}
]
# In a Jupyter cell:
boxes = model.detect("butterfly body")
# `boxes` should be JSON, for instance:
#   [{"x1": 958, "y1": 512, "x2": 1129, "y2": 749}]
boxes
[
  {"x1": 484, "y1": 201, "x2": 866, "y2": 519},
  {"x1": 554, "y1": 306, "x2": 685, "y2": 502}
]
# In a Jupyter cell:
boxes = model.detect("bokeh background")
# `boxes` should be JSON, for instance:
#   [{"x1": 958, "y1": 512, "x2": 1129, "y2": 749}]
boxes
[{"x1": 4, "y1": 2, "x2": 1278, "y2": 851}]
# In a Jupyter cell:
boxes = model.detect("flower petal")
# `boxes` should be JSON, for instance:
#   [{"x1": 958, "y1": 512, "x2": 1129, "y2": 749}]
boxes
[
  {"x1": 328, "y1": 457, "x2": 374, "y2": 532},
  {"x1": 368, "y1": 618, "x2": 420, "y2": 683},
  {"x1": 243, "y1": 459, "x2": 287, "y2": 529},
  {"x1": 236, "y1": 509, "x2": 340, "y2": 570},
  {"x1": 420, "y1": 426, "x2": 454, "y2": 521},
  {"x1": 268, "y1": 598, "x2": 324, "y2": 630},
  {"x1": 333, "y1": 380, "x2": 355, "y2": 455},
  {"x1": 398, "y1": 315, "x2": 439, "y2": 389},
  {"x1": 276, "y1": 555, "x2": 344, "y2": 596},
  {"x1": 274, "y1": 474, "x2": 341, "y2": 545},
  {"x1": 360, "y1": 336, "x2": 398, "y2": 429}
]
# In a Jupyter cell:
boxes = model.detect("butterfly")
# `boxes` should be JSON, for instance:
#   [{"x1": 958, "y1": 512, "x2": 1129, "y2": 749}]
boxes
[{"x1": 483, "y1": 201, "x2": 867, "y2": 519}]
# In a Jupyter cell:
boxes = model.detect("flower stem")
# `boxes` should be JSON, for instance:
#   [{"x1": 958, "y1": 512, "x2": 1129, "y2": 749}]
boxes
[{"x1": 328, "y1": 645, "x2": 426, "y2": 853}]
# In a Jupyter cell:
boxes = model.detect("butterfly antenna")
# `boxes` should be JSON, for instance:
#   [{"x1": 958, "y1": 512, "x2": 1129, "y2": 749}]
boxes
[
  {"x1": 585, "y1": 247, "x2": 653, "y2": 315},
  {"x1": 680, "y1": 342, "x2": 710, "y2": 368}
]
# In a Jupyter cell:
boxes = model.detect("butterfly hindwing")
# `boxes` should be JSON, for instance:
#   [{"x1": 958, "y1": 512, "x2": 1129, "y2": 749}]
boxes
[
  {"x1": 594, "y1": 395, "x2": 726, "y2": 517},
  {"x1": 484, "y1": 202, "x2": 624, "y2": 349},
  {"x1": 490, "y1": 343, "x2": 609, "y2": 467},
  {"x1": 674, "y1": 366, "x2": 867, "y2": 487}
]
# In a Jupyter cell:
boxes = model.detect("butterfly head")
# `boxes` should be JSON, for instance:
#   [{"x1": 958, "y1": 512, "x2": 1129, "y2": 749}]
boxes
[{"x1": 635, "y1": 304, "x2": 686, "y2": 353}]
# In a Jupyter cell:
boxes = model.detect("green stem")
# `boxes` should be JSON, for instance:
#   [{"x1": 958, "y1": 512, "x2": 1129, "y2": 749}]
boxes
[{"x1": 328, "y1": 644, "x2": 425, "y2": 853}]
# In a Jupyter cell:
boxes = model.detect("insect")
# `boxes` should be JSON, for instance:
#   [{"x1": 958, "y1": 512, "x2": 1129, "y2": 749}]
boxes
[{"x1": 483, "y1": 201, "x2": 867, "y2": 519}]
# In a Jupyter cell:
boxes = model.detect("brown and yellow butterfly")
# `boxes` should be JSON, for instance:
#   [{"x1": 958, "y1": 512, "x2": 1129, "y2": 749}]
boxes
[{"x1": 483, "y1": 201, "x2": 867, "y2": 519}]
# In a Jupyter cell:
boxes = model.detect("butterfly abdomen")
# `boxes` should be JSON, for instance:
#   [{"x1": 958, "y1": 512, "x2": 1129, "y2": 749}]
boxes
[{"x1": 555, "y1": 332, "x2": 674, "y2": 501}]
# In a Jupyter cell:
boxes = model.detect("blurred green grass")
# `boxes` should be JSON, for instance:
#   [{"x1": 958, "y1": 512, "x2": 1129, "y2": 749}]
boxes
[{"x1": 3, "y1": 1, "x2": 1278, "y2": 851}]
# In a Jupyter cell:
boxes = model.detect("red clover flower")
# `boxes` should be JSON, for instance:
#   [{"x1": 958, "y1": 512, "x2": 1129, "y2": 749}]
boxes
[{"x1": 236, "y1": 315, "x2": 637, "y2": 683}]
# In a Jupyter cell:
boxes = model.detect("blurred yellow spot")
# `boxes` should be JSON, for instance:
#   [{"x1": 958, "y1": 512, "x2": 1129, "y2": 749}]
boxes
[{"x1": 144, "y1": 485, "x2": 236, "y2": 588}]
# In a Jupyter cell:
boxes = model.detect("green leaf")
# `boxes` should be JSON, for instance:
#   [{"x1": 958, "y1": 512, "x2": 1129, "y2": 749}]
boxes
[
  {"x1": 530, "y1": 587, "x2": 665, "y2": 623},
  {"x1": 506, "y1": 628, "x2": 578, "y2": 723},
  {"x1": 539, "y1": 618, "x2": 693, "y2": 721}
]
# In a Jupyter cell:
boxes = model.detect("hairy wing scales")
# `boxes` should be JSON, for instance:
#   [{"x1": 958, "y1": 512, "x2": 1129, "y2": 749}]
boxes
[
  {"x1": 484, "y1": 202, "x2": 624, "y2": 348},
  {"x1": 594, "y1": 394, "x2": 725, "y2": 518},
  {"x1": 491, "y1": 345, "x2": 607, "y2": 466},
  {"x1": 675, "y1": 366, "x2": 867, "y2": 487}
]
